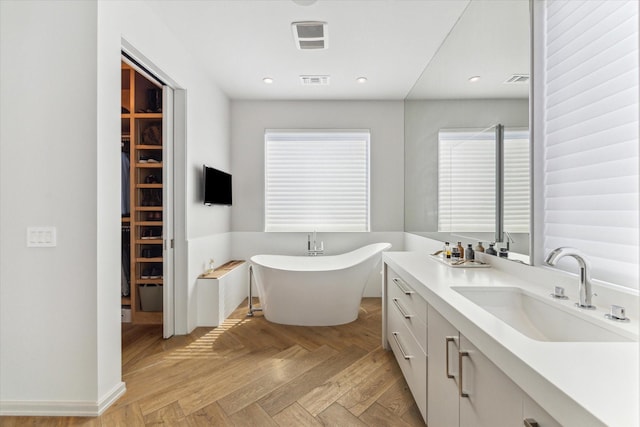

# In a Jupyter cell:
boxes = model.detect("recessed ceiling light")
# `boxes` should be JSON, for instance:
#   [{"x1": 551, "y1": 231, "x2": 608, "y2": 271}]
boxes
[
  {"x1": 263, "y1": 77, "x2": 274, "y2": 84},
  {"x1": 356, "y1": 77, "x2": 368, "y2": 84},
  {"x1": 468, "y1": 76, "x2": 481, "y2": 83}
]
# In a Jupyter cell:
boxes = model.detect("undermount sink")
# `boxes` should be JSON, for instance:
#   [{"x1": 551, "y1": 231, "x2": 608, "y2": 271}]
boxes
[{"x1": 451, "y1": 286, "x2": 635, "y2": 342}]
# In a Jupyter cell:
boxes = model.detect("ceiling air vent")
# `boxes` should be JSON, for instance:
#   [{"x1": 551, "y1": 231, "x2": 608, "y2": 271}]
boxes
[
  {"x1": 292, "y1": 21, "x2": 328, "y2": 50},
  {"x1": 504, "y1": 74, "x2": 530, "y2": 84},
  {"x1": 300, "y1": 75, "x2": 330, "y2": 86}
]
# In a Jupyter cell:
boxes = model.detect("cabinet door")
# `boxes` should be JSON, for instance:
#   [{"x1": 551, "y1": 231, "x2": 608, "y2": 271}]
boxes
[
  {"x1": 427, "y1": 306, "x2": 460, "y2": 427},
  {"x1": 459, "y1": 334, "x2": 522, "y2": 427},
  {"x1": 523, "y1": 394, "x2": 562, "y2": 427}
]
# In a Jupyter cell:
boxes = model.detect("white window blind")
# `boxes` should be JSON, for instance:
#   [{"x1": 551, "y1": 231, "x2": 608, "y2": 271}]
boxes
[
  {"x1": 438, "y1": 128, "x2": 530, "y2": 233},
  {"x1": 438, "y1": 129, "x2": 496, "y2": 232},
  {"x1": 504, "y1": 130, "x2": 531, "y2": 233},
  {"x1": 264, "y1": 131, "x2": 370, "y2": 232},
  {"x1": 543, "y1": 0, "x2": 639, "y2": 289}
]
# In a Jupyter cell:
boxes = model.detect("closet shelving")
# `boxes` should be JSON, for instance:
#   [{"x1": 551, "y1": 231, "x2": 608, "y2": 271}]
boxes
[{"x1": 122, "y1": 61, "x2": 164, "y2": 325}]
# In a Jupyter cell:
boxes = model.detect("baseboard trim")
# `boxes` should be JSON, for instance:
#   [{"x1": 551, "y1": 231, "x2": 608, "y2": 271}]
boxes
[{"x1": 0, "y1": 382, "x2": 126, "y2": 417}]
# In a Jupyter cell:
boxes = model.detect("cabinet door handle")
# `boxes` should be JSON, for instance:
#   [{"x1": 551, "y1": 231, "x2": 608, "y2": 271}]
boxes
[
  {"x1": 445, "y1": 336, "x2": 456, "y2": 379},
  {"x1": 392, "y1": 332, "x2": 413, "y2": 359},
  {"x1": 524, "y1": 419, "x2": 539, "y2": 427},
  {"x1": 459, "y1": 350, "x2": 469, "y2": 398},
  {"x1": 392, "y1": 277, "x2": 414, "y2": 295},
  {"x1": 392, "y1": 298, "x2": 413, "y2": 318}
]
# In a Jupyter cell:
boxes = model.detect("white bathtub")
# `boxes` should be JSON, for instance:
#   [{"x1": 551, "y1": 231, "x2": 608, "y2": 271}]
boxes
[{"x1": 250, "y1": 243, "x2": 392, "y2": 326}]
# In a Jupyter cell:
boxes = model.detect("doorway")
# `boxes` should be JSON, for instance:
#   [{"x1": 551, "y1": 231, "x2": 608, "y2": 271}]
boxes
[{"x1": 120, "y1": 52, "x2": 177, "y2": 339}]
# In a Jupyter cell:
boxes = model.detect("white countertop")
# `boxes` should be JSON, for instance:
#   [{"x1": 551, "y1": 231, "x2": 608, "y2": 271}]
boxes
[{"x1": 383, "y1": 251, "x2": 639, "y2": 427}]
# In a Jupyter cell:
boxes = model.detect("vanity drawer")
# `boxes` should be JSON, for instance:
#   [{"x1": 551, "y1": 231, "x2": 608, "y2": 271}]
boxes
[
  {"x1": 387, "y1": 267, "x2": 428, "y2": 325},
  {"x1": 389, "y1": 293, "x2": 427, "y2": 352},
  {"x1": 387, "y1": 302, "x2": 427, "y2": 422}
]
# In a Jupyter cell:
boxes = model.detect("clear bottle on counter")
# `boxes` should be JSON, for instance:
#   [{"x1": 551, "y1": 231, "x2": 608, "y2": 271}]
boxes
[
  {"x1": 444, "y1": 242, "x2": 451, "y2": 259},
  {"x1": 466, "y1": 244, "x2": 475, "y2": 261},
  {"x1": 486, "y1": 243, "x2": 497, "y2": 256},
  {"x1": 475, "y1": 241, "x2": 485, "y2": 253},
  {"x1": 457, "y1": 241, "x2": 465, "y2": 260}
]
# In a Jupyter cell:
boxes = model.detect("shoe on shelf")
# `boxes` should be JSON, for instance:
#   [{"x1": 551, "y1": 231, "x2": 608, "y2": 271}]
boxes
[
  {"x1": 141, "y1": 268, "x2": 151, "y2": 279},
  {"x1": 144, "y1": 174, "x2": 159, "y2": 184},
  {"x1": 149, "y1": 267, "x2": 162, "y2": 279}
]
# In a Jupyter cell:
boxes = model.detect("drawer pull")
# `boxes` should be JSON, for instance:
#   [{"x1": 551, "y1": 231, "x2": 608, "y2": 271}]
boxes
[
  {"x1": 392, "y1": 332, "x2": 413, "y2": 359},
  {"x1": 524, "y1": 419, "x2": 539, "y2": 427},
  {"x1": 459, "y1": 351, "x2": 469, "y2": 398},
  {"x1": 392, "y1": 298, "x2": 414, "y2": 319},
  {"x1": 392, "y1": 277, "x2": 414, "y2": 295},
  {"x1": 445, "y1": 336, "x2": 456, "y2": 379}
]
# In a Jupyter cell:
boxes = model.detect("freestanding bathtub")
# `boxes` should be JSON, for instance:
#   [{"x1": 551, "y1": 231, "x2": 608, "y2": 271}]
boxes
[{"x1": 250, "y1": 243, "x2": 392, "y2": 326}]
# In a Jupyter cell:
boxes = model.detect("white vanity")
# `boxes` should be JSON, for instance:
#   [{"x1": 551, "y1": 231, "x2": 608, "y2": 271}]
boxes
[{"x1": 383, "y1": 251, "x2": 639, "y2": 427}]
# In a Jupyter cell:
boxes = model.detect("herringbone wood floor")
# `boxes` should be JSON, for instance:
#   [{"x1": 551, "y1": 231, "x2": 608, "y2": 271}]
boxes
[{"x1": 1, "y1": 298, "x2": 425, "y2": 426}]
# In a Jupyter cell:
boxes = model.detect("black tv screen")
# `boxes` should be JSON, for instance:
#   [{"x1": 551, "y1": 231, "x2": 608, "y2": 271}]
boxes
[{"x1": 203, "y1": 165, "x2": 232, "y2": 206}]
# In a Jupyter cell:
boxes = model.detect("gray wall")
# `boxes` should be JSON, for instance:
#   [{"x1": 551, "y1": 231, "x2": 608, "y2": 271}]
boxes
[
  {"x1": 231, "y1": 100, "x2": 405, "y2": 233},
  {"x1": 404, "y1": 99, "x2": 529, "y2": 233}
]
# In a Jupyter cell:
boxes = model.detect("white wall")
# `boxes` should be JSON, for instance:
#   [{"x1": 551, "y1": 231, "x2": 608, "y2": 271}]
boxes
[
  {"x1": 0, "y1": 0, "x2": 109, "y2": 414},
  {"x1": 230, "y1": 101, "x2": 405, "y2": 295},
  {"x1": 0, "y1": 0, "x2": 231, "y2": 415},
  {"x1": 98, "y1": 1, "x2": 231, "y2": 335}
]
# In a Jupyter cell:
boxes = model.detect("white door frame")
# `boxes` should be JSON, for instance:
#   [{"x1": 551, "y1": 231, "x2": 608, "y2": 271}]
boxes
[{"x1": 121, "y1": 41, "x2": 187, "y2": 338}]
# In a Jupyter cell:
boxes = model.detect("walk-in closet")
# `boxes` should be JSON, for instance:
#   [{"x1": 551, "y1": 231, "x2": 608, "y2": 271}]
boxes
[{"x1": 121, "y1": 60, "x2": 164, "y2": 325}]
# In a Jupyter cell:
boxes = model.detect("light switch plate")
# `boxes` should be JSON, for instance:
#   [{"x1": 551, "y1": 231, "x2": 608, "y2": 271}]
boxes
[{"x1": 27, "y1": 226, "x2": 57, "y2": 247}]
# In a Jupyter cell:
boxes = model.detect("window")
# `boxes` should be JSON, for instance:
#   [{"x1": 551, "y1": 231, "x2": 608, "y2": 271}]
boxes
[
  {"x1": 438, "y1": 127, "x2": 530, "y2": 233},
  {"x1": 264, "y1": 130, "x2": 370, "y2": 232},
  {"x1": 541, "y1": 0, "x2": 638, "y2": 289}
]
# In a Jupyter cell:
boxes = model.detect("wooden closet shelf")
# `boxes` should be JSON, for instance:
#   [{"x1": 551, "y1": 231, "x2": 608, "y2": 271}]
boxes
[
  {"x1": 136, "y1": 257, "x2": 163, "y2": 263},
  {"x1": 136, "y1": 163, "x2": 163, "y2": 168},
  {"x1": 137, "y1": 183, "x2": 163, "y2": 189},
  {"x1": 137, "y1": 206, "x2": 162, "y2": 211},
  {"x1": 136, "y1": 239, "x2": 163, "y2": 244},
  {"x1": 137, "y1": 221, "x2": 163, "y2": 226},
  {"x1": 136, "y1": 145, "x2": 163, "y2": 150},
  {"x1": 133, "y1": 112, "x2": 163, "y2": 119}
]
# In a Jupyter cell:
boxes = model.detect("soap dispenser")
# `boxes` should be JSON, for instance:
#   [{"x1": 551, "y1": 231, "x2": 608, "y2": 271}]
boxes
[
  {"x1": 475, "y1": 242, "x2": 485, "y2": 253},
  {"x1": 486, "y1": 243, "x2": 497, "y2": 256},
  {"x1": 466, "y1": 244, "x2": 475, "y2": 261}
]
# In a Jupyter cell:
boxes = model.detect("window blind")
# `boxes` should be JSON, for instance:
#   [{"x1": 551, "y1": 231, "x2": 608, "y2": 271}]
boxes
[
  {"x1": 438, "y1": 128, "x2": 530, "y2": 233},
  {"x1": 264, "y1": 131, "x2": 370, "y2": 232},
  {"x1": 438, "y1": 129, "x2": 496, "y2": 232},
  {"x1": 543, "y1": 0, "x2": 639, "y2": 288},
  {"x1": 504, "y1": 130, "x2": 531, "y2": 233}
]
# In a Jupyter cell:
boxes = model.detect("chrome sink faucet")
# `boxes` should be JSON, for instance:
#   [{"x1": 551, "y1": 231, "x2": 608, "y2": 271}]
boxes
[{"x1": 544, "y1": 247, "x2": 596, "y2": 309}]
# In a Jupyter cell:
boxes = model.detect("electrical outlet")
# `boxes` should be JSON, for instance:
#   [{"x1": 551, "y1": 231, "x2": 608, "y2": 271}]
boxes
[{"x1": 27, "y1": 226, "x2": 57, "y2": 247}]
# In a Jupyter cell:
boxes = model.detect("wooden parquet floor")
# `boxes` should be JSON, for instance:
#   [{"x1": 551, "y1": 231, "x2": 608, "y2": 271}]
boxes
[{"x1": 1, "y1": 298, "x2": 425, "y2": 426}]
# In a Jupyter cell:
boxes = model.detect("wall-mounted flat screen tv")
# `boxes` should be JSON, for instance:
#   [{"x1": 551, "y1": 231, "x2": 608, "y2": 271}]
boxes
[{"x1": 203, "y1": 165, "x2": 232, "y2": 206}]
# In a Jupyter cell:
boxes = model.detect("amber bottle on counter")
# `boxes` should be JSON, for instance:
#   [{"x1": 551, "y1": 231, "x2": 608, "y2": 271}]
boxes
[{"x1": 457, "y1": 242, "x2": 465, "y2": 259}]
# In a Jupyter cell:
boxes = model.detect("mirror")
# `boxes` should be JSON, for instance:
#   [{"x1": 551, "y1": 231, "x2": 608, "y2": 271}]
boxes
[{"x1": 404, "y1": 0, "x2": 531, "y2": 263}]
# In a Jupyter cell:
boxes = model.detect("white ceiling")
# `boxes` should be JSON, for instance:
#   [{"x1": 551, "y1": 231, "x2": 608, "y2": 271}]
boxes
[
  {"x1": 407, "y1": 0, "x2": 530, "y2": 100},
  {"x1": 146, "y1": 0, "x2": 471, "y2": 100}
]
